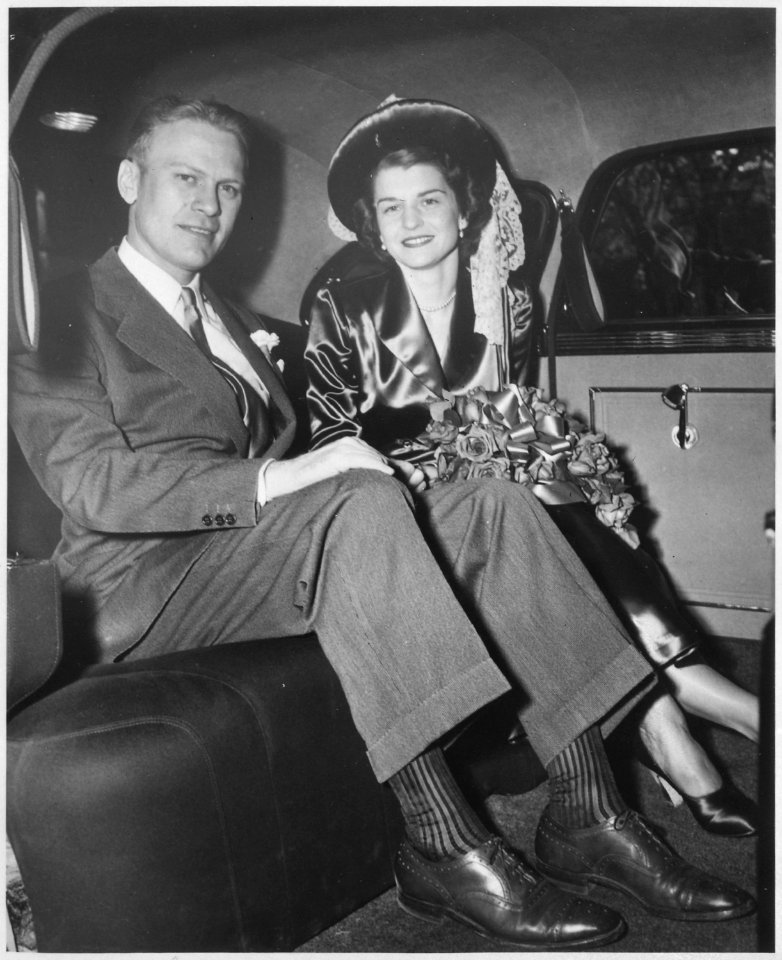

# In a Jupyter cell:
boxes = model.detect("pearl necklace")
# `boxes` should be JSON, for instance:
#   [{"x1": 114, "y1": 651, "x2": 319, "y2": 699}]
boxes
[{"x1": 416, "y1": 290, "x2": 457, "y2": 313}]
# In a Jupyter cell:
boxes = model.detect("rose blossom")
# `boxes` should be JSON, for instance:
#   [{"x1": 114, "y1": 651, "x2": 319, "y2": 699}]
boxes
[
  {"x1": 444, "y1": 457, "x2": 471, "y2": 482},
  {"x1": 455, "y1": 425, "x2": 494, "y2": 462},
  {"x1": 426, "y1": 418, "x2": 460, "y2": 444},
  {"x1": 469, "y1": 458, "x2": 510, "y2": 480},
  {"x1": 454, "y1": 395, "x2": 483, "y2": 423},
  {"x1": 596, "y1": 492, "x2": 636, "y2": 528},
  {"x1": 567, "y1": 458, "x2": 595, "y2": 477}
]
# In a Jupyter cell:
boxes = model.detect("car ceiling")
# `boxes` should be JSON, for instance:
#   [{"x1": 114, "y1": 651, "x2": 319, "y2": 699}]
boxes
[{"x1": 10, "y1": 6, "x2": 775, "y2": 322}]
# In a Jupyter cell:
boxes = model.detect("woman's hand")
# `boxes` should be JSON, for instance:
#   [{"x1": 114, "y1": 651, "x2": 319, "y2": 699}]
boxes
[{"x1": 265, "y1": 436, "x2": 394, "y2": 500}]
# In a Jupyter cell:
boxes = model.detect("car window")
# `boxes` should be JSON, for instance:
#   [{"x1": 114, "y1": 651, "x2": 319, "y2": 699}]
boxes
[{"x1": 554, "y1": 129, "x2": 775, "y2": 348}]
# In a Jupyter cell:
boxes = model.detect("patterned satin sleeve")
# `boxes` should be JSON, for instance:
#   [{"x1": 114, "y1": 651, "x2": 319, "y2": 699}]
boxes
[{"x1": 304, "y1": 284, "x2": 364, "y2": 449}]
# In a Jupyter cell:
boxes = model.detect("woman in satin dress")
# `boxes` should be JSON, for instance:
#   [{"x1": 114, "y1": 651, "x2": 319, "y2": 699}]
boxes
[{"x1": 304, "y1": 97, "x2": 759, "y2": 837}]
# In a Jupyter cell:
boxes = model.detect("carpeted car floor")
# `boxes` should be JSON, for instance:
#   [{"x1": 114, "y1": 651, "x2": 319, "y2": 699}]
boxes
[{"x1": 298, "y1": 636, "x2": 773, "y2": 953}]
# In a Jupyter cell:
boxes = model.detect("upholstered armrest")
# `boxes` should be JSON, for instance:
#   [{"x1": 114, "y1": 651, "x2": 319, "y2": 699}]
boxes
[{"x1": 7, "y1": 636, "x2": 399, "y2": 952}]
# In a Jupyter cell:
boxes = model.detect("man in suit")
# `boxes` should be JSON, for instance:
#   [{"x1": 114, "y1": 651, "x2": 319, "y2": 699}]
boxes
[{"x1": 9, "y1": 96, "x2": 753, "y2": 948}]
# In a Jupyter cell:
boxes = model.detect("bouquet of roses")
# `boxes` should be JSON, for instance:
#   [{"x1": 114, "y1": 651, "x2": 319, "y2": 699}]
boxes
[{"x1": 394, "y1": 384, "x2": 639, "y2": 546}]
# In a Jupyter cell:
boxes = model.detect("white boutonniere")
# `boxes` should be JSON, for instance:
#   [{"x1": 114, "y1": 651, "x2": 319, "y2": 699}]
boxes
[
  {"x1": 250, "y1": 329, "x2": 281, "y2": 352},
  {"x1": 250, "y1": 329, "x2": 284, "y2": 372}
]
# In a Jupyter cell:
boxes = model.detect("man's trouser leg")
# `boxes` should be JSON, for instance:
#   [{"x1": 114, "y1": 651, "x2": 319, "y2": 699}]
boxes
[
  {"x1": 122, "y1": 471, "x2": 510, "y2": 781},
  {"x1": 121, "y1": 472, "x2": 651, "y2": 779},
  {"x1": 416, "y1": 480, "x2": 652, "y2": 766}
]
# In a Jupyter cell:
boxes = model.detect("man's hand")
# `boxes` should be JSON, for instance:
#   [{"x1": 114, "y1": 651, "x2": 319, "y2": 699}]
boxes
[
  {"x1": 264, "y1": 436, "x2": 394, "y2": 500},
  {"x1": 388, "y1": 457, "x2": 429, "y2": 495}
]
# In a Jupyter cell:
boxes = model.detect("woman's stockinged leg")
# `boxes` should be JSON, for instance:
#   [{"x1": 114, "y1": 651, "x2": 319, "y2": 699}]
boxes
[
  {"x1": 635, "y1": 687, "x2": 758, "y2": 836},
  {"x1": 662, "y1": 661, "x2": 759, "y2": 742},
  {"x1": 637, "y1": 692, "x2": 722, "y2": 797}
]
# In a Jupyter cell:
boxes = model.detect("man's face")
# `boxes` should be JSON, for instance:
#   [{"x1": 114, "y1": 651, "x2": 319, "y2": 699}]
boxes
[{"x1": 118, "y1": 118, "x2": 246, "y2": 284}]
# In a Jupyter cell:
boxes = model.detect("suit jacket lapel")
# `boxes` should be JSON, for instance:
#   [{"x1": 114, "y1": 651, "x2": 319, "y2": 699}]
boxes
[
  {"x1": 204, "y1": 284, "x2": 297, "y2": 457},
  {"x1": 91, "y1": 250, "x2": 251, "y2": 456}
]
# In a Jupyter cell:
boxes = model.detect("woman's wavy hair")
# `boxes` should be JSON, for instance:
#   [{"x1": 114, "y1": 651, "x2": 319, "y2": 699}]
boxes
[{"x1": 352, "y1": 147, "x2": 493, "y2": 263}]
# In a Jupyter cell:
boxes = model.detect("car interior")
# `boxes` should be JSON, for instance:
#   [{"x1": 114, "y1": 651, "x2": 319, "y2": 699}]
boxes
[{"x1": 6, "y1": 7, "x2": 774, "y2": 953}]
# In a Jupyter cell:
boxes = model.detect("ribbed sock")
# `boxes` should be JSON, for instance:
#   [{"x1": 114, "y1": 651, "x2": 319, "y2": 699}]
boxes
[
  {"x1": 388, "y1": 747, "x2": 491, "y2": 860},
  {"x1": 546, "y1": 726, "x2": 626, "y2": 828}
]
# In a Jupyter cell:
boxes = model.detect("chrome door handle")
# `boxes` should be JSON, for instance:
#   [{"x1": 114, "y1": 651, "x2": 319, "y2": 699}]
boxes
[{"x1": 661, "y1": 383, "x2": 698, "y2": 449}]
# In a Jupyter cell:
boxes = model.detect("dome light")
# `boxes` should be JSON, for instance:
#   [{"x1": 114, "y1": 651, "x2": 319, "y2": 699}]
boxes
[{"x1": 39, "y1": 111, "x2": 99, "y2": 132}]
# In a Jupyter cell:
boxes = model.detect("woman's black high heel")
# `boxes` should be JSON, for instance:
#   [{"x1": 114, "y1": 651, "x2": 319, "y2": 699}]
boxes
[
  {"x1": 683, "y1": 784, "x2": 758, "y2": 837},
  {"x1": 646, "y1": 764, "x2": 758, "y2": 838}
]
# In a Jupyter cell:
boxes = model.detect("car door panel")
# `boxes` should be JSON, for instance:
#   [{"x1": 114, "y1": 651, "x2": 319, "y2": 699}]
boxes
[{"x1": 587, "y1": 382, "x2": 774, "y2": 639}]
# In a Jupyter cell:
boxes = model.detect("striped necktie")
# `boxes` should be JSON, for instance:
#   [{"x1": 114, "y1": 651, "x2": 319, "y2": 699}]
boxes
[{"x1": 179, "y1": 286, "x2": 272, "y2": 457}]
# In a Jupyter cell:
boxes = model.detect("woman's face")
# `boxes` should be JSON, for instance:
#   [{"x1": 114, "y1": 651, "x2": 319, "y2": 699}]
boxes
[{"x1": 372, "y1": 162, "x2": 466, "y2": 272}]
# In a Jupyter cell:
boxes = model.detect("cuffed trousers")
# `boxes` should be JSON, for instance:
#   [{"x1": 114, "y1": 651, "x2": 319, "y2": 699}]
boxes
[{"x1": 124, "y1": 472, "x2": 651, "y2": 781}]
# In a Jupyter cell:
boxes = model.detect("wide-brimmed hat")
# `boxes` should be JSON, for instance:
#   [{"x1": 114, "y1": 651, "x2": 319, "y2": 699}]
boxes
[{"x1": 328, "y1": 98, "x2": 498, "y2": 230}]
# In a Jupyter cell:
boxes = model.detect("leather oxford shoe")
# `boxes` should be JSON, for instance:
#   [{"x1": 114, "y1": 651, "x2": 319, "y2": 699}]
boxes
[
  {"x1": 394, "y1": 836, "x2": 626, "y2": 949},
  {"x1": 535, "y1": 808, "x2": 756, "y2": 921}
]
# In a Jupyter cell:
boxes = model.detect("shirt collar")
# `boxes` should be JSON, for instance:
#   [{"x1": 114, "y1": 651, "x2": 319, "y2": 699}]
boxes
[{"x1": 118, "y1": 237, "x2": 202, "y2": 318}]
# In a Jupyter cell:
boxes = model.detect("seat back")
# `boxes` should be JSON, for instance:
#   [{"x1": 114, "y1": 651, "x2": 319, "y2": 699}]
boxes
[
  {"x1": 7, "y1": 428, "x2": 62, "y2": 561},
  {"x1": 7, "y1": 558, "x2": 63, "y2": 713},
  {"x1": 7, "y1": 417, "x2": 64, "y2": 714},
  {"x1": 511, "y1": 177, "x2": 559, "y2": 292}
]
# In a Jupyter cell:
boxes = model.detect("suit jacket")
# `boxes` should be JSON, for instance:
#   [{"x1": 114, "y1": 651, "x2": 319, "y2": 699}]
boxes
[
  {"x1": 304, "y1": 251, "x2": 534, "y2": 452},
  {"x1": 9, "y1": 248, "x2": 296, "y2": 660}
]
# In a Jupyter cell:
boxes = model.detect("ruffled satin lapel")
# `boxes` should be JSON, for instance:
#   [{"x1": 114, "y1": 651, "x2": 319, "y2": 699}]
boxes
[
  {"x1": 437, "y1": 269, "x2": 490, "y2": 391},
  {"x1": 374, "y1": 269, "x2": 445, "y2": 397},
  {"x1": 375, "y1": 266, "x2": 495, "y2": 395}
]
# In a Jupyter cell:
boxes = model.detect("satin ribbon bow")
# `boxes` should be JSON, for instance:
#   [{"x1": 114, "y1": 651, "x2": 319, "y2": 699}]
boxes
[{"x1": 531, "y1": 413, "x2": 572, "y2": 459}]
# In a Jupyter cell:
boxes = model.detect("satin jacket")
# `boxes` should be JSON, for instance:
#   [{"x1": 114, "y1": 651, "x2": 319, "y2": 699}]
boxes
[
  {"x1": 9, "y1": 248, "x2": 296, "y2": 660},
  {"x1": 305, "y1": 254, "x2": 535, "y2": 451}
]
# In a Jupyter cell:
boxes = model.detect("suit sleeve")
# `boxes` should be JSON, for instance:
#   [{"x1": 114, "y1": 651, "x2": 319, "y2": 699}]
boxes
[
  {"x1": 9, "y1": 311, "x2": 265, "y2": 535},
  {"x1": 304, "y1": 284, "x2": 364, "y2": 449}
]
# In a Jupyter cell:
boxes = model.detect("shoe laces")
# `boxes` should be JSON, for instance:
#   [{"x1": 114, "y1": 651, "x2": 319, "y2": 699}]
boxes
[
  {"x1": 493, "y1": 839, "x2": 540, "y2": 886},
  {"x1": 616, "y1": 810, "x2": 672, "y2": 857}
]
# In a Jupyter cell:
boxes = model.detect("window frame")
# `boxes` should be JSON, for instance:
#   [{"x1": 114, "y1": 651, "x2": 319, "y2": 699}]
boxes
[{"x1": 549, "y1": 127, "x2": 775, "y2": 356}]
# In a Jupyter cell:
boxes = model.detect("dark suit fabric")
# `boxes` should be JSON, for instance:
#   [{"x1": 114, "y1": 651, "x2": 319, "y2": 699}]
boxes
[
  {"x1": 10, "y1": 249, "x2": 295, "y2": 661},
  {"x1": 9, "y1": 248, "x2": 650, "y2": 781}
]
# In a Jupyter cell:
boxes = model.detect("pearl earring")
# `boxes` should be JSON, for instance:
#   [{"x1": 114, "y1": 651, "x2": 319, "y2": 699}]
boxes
[{"x1": 459, "y1": 227, "x2": 464, "y2": 240}]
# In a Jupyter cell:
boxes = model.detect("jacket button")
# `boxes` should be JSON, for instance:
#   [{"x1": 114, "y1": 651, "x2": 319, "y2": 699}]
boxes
[
  {"x1": 226, "y1": 513, "x2": 236, "y2": 525},
  {"x1": 202, "y1": 514, "x2": 213, "y2": 527},
  {"x1": 215, "y1": 514, "x2": 225, "y2": 526}
]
